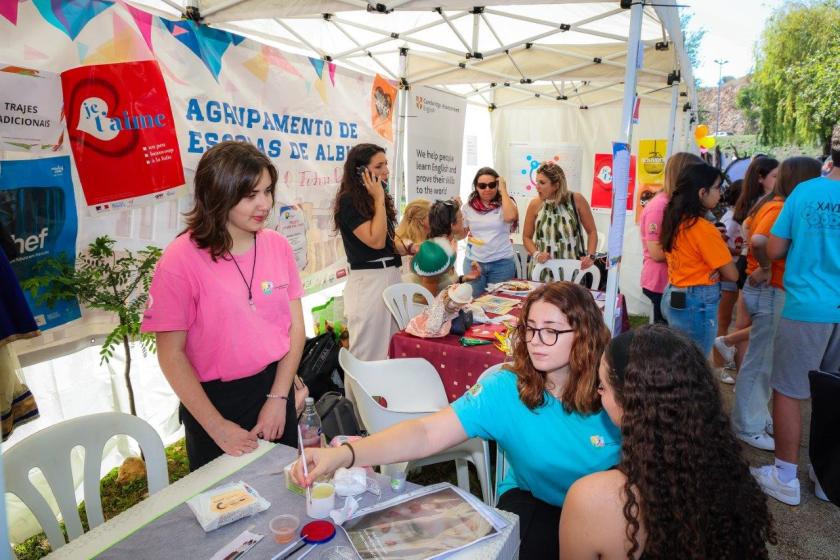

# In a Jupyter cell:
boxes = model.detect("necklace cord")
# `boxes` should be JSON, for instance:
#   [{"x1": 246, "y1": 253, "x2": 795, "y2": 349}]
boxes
[{"x1": 228, "y1": 232, "x2": 257, "y2": 304}]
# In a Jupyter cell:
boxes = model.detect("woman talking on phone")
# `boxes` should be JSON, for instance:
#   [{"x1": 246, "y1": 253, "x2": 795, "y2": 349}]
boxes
[{"x1": 334, "y1": 143, "x2": 413, "y2": 360}]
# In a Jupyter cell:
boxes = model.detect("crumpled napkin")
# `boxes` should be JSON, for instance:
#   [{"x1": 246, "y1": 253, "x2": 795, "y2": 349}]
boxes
[
  {"x1": 333, "y1": 467, "x2": 368, "y2": 497},
  {"x1": 330, "y1": 496, "x2": 359, "y2": 525}
]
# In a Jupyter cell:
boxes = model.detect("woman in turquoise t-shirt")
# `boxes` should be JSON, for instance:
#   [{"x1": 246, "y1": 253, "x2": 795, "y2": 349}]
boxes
[{"x1": 293, "y1": 282, "x2": 620, "y2": 558}]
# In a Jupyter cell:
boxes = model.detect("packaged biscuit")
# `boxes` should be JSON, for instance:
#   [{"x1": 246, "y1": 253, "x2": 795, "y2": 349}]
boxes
[{"x1": 187, "y1": 481, "x2": 270, "y2": 532}]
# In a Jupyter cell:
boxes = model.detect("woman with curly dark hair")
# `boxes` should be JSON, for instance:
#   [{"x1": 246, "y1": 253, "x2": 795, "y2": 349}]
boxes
[
  {"x1": 333, "y1": 143, "x2": 413, "y2": 360},
  {"x1": 560, "y1": 325, "x2": 776, "y2": 559},
  {"x1": 293, "y1": 282, "x2": 620, "y2": 559}
]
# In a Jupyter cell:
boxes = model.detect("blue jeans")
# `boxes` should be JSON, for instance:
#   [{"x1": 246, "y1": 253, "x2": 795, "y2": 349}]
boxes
[
  {"x1": 464, "y1": 256, "x2": 517, "y2": 296},
  {"x1": 732, "y1": 284, "x2": 785, "y2": 435},
  {"x1": 662, "y1": 283, "x2": 721, "y2": 357}
]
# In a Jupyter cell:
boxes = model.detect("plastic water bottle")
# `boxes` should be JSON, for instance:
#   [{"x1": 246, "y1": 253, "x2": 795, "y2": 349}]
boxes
[{"x1": 299, "y1": 397, "x2": 323, "y2": 449}]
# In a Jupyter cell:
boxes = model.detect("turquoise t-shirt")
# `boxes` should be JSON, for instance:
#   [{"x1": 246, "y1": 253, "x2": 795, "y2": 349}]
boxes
[
  {"x1": 451, "y1": 369, "x2": 621, "y2": 507},
  {"x1": 770, "y1": 176, "x2": 840, "y2": 323}
]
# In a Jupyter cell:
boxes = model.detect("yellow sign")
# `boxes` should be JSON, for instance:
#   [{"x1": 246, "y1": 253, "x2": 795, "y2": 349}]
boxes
[{"x1": 636, "y1": 139, "x2": 668, "y2": 223}]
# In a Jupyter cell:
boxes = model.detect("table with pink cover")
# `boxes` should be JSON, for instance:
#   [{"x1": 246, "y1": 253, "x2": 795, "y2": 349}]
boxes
[{"x1": 389, "y1": 289, "x2": 628, "y2": 402}]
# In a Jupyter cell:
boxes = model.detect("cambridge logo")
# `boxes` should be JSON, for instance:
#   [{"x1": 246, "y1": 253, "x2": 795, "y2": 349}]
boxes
[{"x1": 416, "y1": 96, "x2": 424, "y2": 110}]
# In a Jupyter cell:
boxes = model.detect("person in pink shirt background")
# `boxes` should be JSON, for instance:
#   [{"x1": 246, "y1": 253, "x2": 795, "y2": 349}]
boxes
[
  {"x1": 639, "y1": 152, "x2": 703, "y2": 324},
  {"x1": 142, "y1": 141, "x2": 305, "y2": 470}
]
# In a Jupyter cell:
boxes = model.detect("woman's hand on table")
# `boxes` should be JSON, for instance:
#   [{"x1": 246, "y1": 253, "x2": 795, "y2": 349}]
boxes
[
  {"x1": 291, "y1": 445, "x2": 353, "y2": 487},
  {"x1": 209, "y1": 418, "x2": 259, "y2": 457},
  {"x1": 252, "y1": 397, "x2": 288, "y2": 442},
  {"x1": 579, "y1": 255, "x2": 594, "y2": 270}
]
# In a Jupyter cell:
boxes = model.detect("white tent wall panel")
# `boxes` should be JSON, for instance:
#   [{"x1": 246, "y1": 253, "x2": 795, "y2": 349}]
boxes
[{"x1": 491, "y1": 101, "x2": 688, "y2": 316}]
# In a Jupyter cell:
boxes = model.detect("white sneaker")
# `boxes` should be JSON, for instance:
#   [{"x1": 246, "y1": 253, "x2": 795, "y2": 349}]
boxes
[
  {"x1": 809, "y1": 464, "x2": 830, "y2": 502},
  {"x1": 714, "y1": 336, "x2": 736, "y2": 364},
  {"x1": 737, "y1": 431, "x2": 775, "y2": 451},
  {"x1": 719, "y1": 370, "x2": 736, "y2": 384},
  {"x1": 751, "y1": 465, "x2": 801, "y2": 506}
]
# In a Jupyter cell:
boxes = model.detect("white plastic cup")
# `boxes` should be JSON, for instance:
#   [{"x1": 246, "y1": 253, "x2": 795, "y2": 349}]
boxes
[
  {"x1": 390, "y1": 470, "x2": 406, "y2": 493},
  {"x1": 306, "y1": 482, "x2": 335, "y2": 519}
]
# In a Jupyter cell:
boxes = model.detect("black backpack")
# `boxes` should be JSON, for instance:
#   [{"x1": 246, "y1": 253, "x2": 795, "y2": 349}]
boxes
[
  {"x1": 298, "y1": 333, "x2": 343, "y2": 401},
  {"x1": 315, "y1": 391, "x2": 364, "y2": 441}
]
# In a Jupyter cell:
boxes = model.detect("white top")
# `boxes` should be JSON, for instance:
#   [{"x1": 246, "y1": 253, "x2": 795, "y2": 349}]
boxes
[
  {"x1": 461, "y1": 203, "x2": 515, "y2": 263},
  {"x1": 721, "y1": 208, "x2": 742, "y2": 261}
]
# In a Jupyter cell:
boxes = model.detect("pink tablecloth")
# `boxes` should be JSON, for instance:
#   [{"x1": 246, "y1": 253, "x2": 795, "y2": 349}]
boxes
[{"x1": 388, "y1": 291, "x2": 628, "y2": 402}]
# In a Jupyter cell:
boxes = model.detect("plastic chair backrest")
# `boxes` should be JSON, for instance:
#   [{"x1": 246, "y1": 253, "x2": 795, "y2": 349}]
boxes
[
  {"x1": 4, "y1": 412, "x2": 168, "y2": 551},
  {"x1": 382, "y1": 283, "x2": 435, "y2": 329},
  {"x1": 531, "y1": 258, "x2": 600, "y2": 289},
  {"x1": 511, "y1": 244, "x2": 530, "y2": 279},
  {"x1": 338, "y1": 349, "x2": 448, "y2": 434}
]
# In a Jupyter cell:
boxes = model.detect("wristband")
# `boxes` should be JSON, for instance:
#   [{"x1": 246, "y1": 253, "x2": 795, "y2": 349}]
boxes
[
  {"x1": 341, "y1": 442, "x2": 356, "y2": 468},
  {"x1": 266, "y1": 393, "x2": 288, "y2": 400}
]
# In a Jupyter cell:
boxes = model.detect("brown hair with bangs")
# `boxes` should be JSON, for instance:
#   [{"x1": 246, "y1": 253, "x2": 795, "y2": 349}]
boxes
[
  {"x1": 184, "y1": 141, "x2": 277, "y2": 260},
  {"x1": 510, "y1": 282, "x2": 610, "y2": 412}
]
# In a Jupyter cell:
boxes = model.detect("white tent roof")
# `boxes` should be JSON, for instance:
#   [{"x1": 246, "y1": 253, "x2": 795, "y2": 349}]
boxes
[{"x1": 127, "y1": 1, "x2": 697, "y2": 115}]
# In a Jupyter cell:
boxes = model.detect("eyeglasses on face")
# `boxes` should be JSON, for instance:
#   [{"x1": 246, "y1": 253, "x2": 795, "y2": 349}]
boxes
[
  {"x1": 476, "y1": 181, "x2": 498, "y2": 190},
  {"x1": 523, "y1": 326, "x2": 574, "y2": 346}
]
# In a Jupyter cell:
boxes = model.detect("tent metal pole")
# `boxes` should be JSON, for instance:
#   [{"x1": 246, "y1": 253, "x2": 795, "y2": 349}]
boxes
[
  {"x1": 438, "y1": 9, "x2": 472, "y2": 52},
  {"x1": 273, "y1": 18, "x2": 327, "y2": 58},
  {"x1": 392, "y1": 48, "x2": 409, "y2": 209},
  {"x1": 604, "y1": 0, "x2": 644, "y2": 335},
  {"x1": 330, "y1": 16, "x2": 467, "y2": 56},
  {"x1": 666, "y1": 83, "x2": 679, "y2": 158},
  {"x1": 329, "y1": 21, "x2": 397, "y2": 79}
]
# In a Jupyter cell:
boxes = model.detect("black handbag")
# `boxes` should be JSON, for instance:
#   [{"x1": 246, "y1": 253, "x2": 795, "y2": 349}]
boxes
[
  {"x1": 450, "y1": 309, "x2": 473, "y2": 335},
  {"x1": 809, "y1": 369, "x2": 840, "y2": 505},
  {"x1": 297, "y1": 333, "x2": 343, "y2": 402}
]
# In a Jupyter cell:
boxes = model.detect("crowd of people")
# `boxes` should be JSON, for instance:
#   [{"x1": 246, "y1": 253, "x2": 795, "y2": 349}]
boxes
[{"x1": 140, "y1": 128, "x2": 839, "y2": 558}]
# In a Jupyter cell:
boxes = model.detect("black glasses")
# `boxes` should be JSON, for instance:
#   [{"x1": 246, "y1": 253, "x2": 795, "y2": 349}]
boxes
[
  {"x1": 476, "y1": 181, "x2": 498, "y2": 190},
  {"x1": 524, "y1": 326, "x2": 574, "y2": 346}
]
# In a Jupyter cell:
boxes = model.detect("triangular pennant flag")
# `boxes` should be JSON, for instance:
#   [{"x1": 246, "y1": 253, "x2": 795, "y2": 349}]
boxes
[
  {"x1": 0, "y1": 0, "x2": 20, "y2": 25},
  {"x1": 314, "y1": 77, "x2": 328, "y2": 103},
  {"x1": 308, "y1": 57, "x2": 325, "y2": 79},
  {"x1": 123, "y1": 2, "x2": 154, "y2": 52},
  {"x1": 262, "y1": 45, "x2": 302, "y2": 78},
  {"x1": 161, "y1": 19, "x2": 243, "y2": 80},
  {"x1": 76, "y1": 42, "x2": 91, "y2": 62},
  {"x1": 328, "y1": 62, "x2": 336, "y2": 86},
  {"x1": 33, "y1": 0, "x2": 114, "y2": 40},
  {"x1": 24, "y1": 45, "x2": 50, "y2": 61},
  {"x1": 243, "y1": 54, "x2": 269, "y2": 82}
]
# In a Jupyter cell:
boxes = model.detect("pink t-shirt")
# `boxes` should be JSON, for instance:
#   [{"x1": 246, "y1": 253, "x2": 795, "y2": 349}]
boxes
[
  {"x1": 141, "y1": 229, "x2": 303, "y2": 382},
  {"x1": 639, "y1": 191, "x2": 669, "y2": 294}
]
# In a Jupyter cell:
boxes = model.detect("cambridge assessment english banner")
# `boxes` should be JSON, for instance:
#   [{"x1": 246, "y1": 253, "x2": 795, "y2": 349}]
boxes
[{"x1": 0, "y1": 2, "x2": 396, "y2": 294}]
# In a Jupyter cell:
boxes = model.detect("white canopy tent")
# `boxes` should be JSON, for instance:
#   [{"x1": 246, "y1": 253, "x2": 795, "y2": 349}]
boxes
[{"x1": 126, "y1": 0, "x2": 698, "y2": 317}]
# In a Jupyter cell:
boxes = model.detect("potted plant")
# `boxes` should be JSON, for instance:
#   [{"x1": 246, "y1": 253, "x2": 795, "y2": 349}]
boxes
[{"x1": 23, "y1": 236, "x2": 162, "y2": 416}]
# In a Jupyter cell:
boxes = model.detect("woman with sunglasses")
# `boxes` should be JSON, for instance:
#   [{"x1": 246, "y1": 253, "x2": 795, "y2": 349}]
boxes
[
  {"x1": 660, "y1": 162, "x2": 739, "y2": 356},
  {"x1": 523, "y1": 161, "x2": 598, "y2": 274},
  {"x1": 293, "y1": 282, "x2": 620, "y2": 559},
  {"x1": 559, "y1": 325, "x2": 776, "y2": 559},
  {"x1": 461, "y1": 167, "x2": 519, "y2": 295}
]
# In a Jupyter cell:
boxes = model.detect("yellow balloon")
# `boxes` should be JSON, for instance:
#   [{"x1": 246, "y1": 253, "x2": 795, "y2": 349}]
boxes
[
  {"x1": 694, "y1": 124, "x2": 709, "y2": 139},
  {"x1": 699, "y1": 136, "x2": 716, "y2": 149}
]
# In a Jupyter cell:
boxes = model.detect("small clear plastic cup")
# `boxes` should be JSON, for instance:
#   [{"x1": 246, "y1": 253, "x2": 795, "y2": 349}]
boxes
[{"x1": 269, "y1": 514, "x2": 300, "y2": 544}]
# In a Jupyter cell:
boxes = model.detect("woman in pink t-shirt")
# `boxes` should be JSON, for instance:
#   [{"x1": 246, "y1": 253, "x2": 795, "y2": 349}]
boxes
[
  {"x1": 639, "y1": 152, "x2": 702, "y2": 324},
  {"x1": 142, "y1": 141, "x2": 305, "y2": 470}
]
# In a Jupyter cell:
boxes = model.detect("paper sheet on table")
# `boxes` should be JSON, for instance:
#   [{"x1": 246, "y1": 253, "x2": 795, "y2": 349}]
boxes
[
  {"x1": 209, "y1": 529, "x2": 263, "y2": 560},
  {"x1": 473, "y1": 294, "x2": 520, "y2": 315}
]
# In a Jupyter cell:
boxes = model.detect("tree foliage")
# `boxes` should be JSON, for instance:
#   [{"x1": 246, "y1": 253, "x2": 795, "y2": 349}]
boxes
[
  {"x1": 679, "y1": 11, "x2": 706, "y2": 75},
  {"x1": 751, "y1": 0, "x2": 840, "y2": 150},
  {"x1": 23, "y1": 236, "x2": 161, "y2": 416}
]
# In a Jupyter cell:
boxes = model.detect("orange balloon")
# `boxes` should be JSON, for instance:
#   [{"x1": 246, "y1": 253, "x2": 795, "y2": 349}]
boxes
[{"x1": 694, "y1": 124, "x2": 709, "y2": 139}]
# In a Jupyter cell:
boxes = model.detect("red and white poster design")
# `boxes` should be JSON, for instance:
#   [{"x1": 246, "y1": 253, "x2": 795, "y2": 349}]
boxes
[
  {"x1": 61, "y1": 61, "x2": 184, "y2": 211},
  {"x1": 591, "y1": 153, "x2": 636, "y2": 211}
]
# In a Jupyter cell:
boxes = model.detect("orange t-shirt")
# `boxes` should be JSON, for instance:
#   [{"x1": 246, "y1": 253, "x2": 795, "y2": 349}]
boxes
[
  {"x1": 749, "y1": 198, "x2": 786, "y2": 289},
  {"x1": 665, "y1": 218, "x2": 732, "y2": 287}
]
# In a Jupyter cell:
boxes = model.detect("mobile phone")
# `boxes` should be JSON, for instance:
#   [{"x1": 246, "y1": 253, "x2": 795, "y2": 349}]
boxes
[{"x1": 670, "y1": 290, "x2": 687, "y2": 310}]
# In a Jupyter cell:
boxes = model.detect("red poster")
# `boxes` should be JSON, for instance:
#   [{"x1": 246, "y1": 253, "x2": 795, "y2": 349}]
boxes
[
  {"x1": 591, "y1": 153, "x2": 636, "y2": 210},
  {"x1": 61, "y1": 61, "x2": 183, "y2": 207}
]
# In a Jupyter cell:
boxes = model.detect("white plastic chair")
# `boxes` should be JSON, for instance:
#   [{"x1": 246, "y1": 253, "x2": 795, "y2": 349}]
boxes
[
  {"x1": 338, "y1": 348, "x2": 493, "y2": 505},
  {"x1": 4, "y1": 412, "x2": 169, "y2": 551},
  {"x1": 511, "y1": 244, "x2": 530, "y2": 279},
  {"x1": 382, "y1": 283, "x2": 434, "y2": 330},
  {"x1": 531, "y1": 258, "x2": 601, "y2": 289}
]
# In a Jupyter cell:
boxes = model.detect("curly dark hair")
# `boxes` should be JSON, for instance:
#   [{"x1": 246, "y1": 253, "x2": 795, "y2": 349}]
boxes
[
  {"x1": 184, "y1": 141, "x2": 277, "y2": 260},
  {"x1": 332, "y1": 143, "x2": 397, "y2": 235},
  {"x1": 605, "y1": 325, "x2": 776, "y2": 560},
  {"x1": 510, "y1": 282, "x2": 609, "y2": 412}
]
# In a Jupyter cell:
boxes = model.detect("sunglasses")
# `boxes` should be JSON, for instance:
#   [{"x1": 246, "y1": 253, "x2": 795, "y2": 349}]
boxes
[{"x1": 476, "y1": 181, "x2": 498, "y2": 190}]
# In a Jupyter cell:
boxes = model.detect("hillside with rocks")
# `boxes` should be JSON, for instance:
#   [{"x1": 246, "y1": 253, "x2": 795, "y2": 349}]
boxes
[{"x1": 697, "y1": 76, "x2": 753, "y2": 135}]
